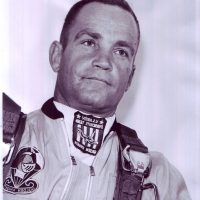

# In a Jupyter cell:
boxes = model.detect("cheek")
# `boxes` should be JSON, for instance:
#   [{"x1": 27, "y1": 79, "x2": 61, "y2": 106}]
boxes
[
  {"x1": 60, "y1": 55, "x2": 80, "y2": 78},
  {"x1": 113, "y1": 62, "x2": 132, "y2": 87},
  {"x1": 69, "y1": 52, "x2": 93, "y2": 76}
]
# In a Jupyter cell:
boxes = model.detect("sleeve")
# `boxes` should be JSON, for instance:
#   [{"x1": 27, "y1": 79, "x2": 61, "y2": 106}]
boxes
[
  {"x1": 142, "y1": 151, "x2": 191, "y2": 200},
  {"x1": 3, "y1": 111, "x2": 46, "y2": 200}
]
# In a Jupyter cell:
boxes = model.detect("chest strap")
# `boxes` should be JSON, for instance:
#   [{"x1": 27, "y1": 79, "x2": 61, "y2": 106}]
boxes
[{"x1": 113, "y1": 123, "x2": 159, "y2": 200}]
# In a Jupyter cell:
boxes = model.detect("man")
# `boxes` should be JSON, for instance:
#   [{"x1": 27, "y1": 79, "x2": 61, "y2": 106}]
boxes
[{"x1": 3, "y1": 0, "x2": 191, "y2": 199}]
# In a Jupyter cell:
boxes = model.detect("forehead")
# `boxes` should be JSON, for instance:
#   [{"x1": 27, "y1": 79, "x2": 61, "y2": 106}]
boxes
[{"x1": 69, "y1": 2, "x2": 138, "y2": 45}]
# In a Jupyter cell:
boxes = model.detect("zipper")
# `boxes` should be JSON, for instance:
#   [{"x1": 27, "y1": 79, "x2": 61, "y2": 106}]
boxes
[
  {"x1": 59, "y1": 119, "x2": 77, "y2": 200},
  {"x1": 59, "y1": 119, "x2": 116, "y2": 200},
  {"x1": 84, "y1": 164, "x2": 96, "y2": 200},
  {"x1": 84, "y1": 131, "x2": 116, "y2": 200},
  {"x1": 60, "y1": 156, "x2": 77, "y2": 200}
]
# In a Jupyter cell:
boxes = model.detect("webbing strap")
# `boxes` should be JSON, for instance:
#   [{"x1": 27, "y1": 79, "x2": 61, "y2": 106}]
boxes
[
  {"x1": 3, "y1": 93, "x2": 27, "y2": 182},
  {"x1": 3, "y1": 93, "x2": 21, "y2": 144},
  {"x1": 114, "y1": 122, "x2": 148, "y2": 153},
  {"x1": 114, "y1": 123, "x2": 156, "y2": 200},
  {"x1": 114, "y1": 169, "x2": 143, "y2": 200}
]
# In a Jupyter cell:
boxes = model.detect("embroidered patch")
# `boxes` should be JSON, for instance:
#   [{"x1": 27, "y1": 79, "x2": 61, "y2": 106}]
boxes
[
  {"x1": 73, "y1": 111, "x2": 107, "y2": 155},
  {"x1": 3, "y1": 146, "x2": 44, "y2": 194}
]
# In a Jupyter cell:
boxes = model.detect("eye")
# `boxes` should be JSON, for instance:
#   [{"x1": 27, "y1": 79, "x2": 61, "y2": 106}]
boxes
[
  {"x1": 81, "y1": 39, "x2": 96, "y2": 47},
  {"x1": 114, "y1": 49, "x2": 129, "y2": 58}
]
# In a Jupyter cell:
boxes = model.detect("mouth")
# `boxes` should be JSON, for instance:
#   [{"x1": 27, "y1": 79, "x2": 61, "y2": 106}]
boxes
[{"x1": 84, "y1": 77, "x2": 111, "y2": 86}]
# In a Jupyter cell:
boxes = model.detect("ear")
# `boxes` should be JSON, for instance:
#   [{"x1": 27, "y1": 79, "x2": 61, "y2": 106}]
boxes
[
  {"x1": 125, "y1": 65, "x2": 135, "y2": 91},
  {"x1": 49, "y1": 41, "x2": 63, "y2": 72}
]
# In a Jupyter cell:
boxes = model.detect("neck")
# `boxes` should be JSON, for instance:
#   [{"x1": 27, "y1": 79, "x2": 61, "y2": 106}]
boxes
[{"x1": 54, "y1": 91, "x2": 116, "y2": 118}]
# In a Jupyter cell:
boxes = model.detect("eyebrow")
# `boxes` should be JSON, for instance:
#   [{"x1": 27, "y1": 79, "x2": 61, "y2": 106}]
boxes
[
  {"x1": 74, "y1": 29, "x2": 135, "y2": 55},
  {"x1": 74, "y1": 29, "x2": 102, "y2": 41}
]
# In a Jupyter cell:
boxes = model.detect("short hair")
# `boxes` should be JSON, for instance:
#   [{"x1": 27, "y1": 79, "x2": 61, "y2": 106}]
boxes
[{"x1": 60, "y1": 0, "x2": 140, "y2": 49}]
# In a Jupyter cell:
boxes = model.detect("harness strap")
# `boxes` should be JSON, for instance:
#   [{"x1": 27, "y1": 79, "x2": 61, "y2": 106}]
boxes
[
  {"x1": 111, "y1": 122, "x2": 148, "y2": 153},
  {"x1": 3, "y1": 93, "x2": 27, "y2": 182},
  {"x1": 114, "y1": 123, "x2": 159, "y2": 200}
]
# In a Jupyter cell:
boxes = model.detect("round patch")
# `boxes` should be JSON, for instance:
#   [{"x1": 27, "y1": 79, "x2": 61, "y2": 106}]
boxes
[{"x1": 3, "y1": 146, "x2": 44, "y2": 194}]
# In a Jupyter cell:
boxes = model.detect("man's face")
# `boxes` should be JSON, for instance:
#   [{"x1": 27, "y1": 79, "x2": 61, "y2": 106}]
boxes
[{"x1": 53, "y1": 2, "x2": 139, "y2": 117}]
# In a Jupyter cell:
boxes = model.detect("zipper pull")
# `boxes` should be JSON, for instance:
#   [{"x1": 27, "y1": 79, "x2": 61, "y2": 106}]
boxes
[
  {"x1": 90, "y1": 166, "x2": 95, "y2": 176},
  {"x1": 71, "y1": 156, "x2": 77, "y2": 165}
]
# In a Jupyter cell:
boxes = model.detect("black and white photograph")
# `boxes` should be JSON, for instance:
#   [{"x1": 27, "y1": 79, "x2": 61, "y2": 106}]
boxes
[{"x1": 1, "y1": 0, "x2": 199, "y2": 199}]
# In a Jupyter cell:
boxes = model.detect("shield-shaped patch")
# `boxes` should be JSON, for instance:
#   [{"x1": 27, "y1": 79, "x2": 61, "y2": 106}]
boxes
[{"x1": 73, "y1": 111, "x2": 107, "y2": 155}]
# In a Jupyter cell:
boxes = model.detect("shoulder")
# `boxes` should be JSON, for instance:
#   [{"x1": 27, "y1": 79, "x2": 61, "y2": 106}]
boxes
[
  {"x1": 149, "y1": 151, "x2": 170, "y2": 167},
  {"x1": 148, "y1": 151, "x2": 185, "y2": 184},
  {"x1": 149, "y1": 151, "x2": 182, "y2": 177},
  {"x1": 26, "y1": 109, "x2": 45, "y2": 122},
  {"x1": 25, "y1": 109, "x2": 49, "y2": 128},
  {"x1": 146, "y1": 151, "x2": 191, "y2": 199},
  {"x1": 21, "y1": 109, "x2": 48, "y2": 141}
]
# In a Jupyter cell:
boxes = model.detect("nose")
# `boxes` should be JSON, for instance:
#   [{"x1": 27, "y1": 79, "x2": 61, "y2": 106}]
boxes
[{"x1": 92, "y1": 51, "x2": 112, "y2": 70}]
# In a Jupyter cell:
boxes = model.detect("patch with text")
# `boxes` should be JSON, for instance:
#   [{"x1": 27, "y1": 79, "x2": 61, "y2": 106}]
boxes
[
  {"x1": 73, "y1": 111, "x2": 107, "y2": 155},
  {"x1": 3, "y1": 146, "x2": 44, "y2": 194}
]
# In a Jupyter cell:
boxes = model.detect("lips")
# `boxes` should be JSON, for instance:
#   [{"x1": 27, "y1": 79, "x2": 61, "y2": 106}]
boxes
[{"x1": 84, "y1": 77, "x2": 111, "y2": 85}]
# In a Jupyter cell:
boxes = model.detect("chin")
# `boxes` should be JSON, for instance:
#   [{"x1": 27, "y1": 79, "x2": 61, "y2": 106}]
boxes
[{"x1": 77, "y1": 92, "x2": 108, "y2": 109}]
